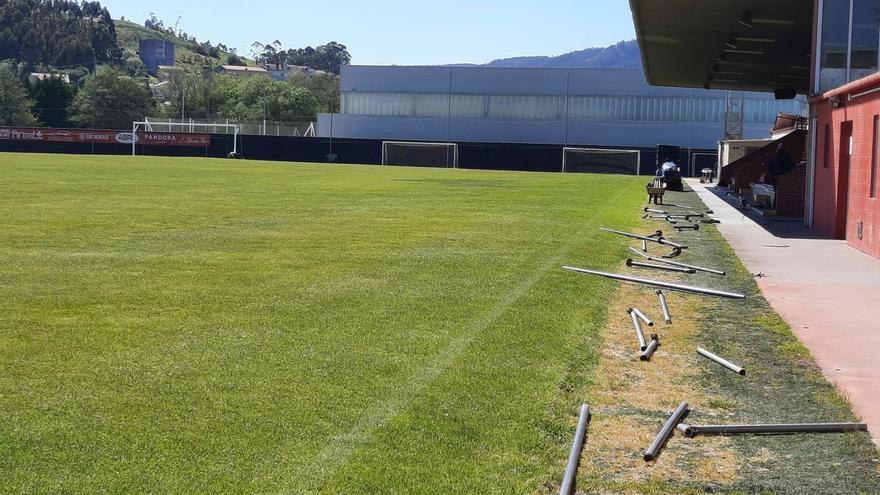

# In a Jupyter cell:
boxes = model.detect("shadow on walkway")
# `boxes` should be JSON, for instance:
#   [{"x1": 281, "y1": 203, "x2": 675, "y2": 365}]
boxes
[{"x1": 700, "y1": 184, "x2": 827, "y2": 240}]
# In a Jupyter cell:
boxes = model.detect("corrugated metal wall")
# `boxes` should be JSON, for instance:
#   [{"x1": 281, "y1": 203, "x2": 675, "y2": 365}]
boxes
[
  {"x1": 341, "y1": 92, "x2": 805, "y2": 123},
  {"x1": 322, "y1": 67, "x2": 808, "y2": 148}
]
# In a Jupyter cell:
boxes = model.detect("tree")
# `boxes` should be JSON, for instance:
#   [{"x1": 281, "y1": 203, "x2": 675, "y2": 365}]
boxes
[
  {"x1": 29, "y1": 76, "x2": 77, "y2": 127},
  {"x1": 287, "y1": 72, "x2": 340, "y2": 113},
  {"x1": 0, "y1": 65, "x2": 37, "y2": 126},
  {"x1": 252, "y1": 40, "x2": 285, "y2": 68},
  {"x1": 215, "y1": 76, "x2": 318, "y2": 122},
  {"x1": 125, "y1": 56, "x2": 147, "y2": 77},
  {"x1": 69, "y1": 66, "x2": 152, "y2": 129},
  {"x1": 316, "y1": 42, "x2": 351, "y2": 75},
  {"x1": 0, "y1": 0, "x2": 122, "y2": 67},
  {"x1": 286, "y1": 42, "x2": 351, "y2": 75},
  {"x1": 162, "y1": 68, "x2": 221, "y2": 120}
]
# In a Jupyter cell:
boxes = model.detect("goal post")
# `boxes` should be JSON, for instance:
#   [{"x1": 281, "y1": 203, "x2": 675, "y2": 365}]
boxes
[
  {"x1": 131, "y1": 121, "x2": 240, "y2": 156},
  {"x1": 562, "y1": 147, "x2": 641, "y2": 175},
  {"x1": 381, "y1": 141, "x2": 459, "y2": 168}
]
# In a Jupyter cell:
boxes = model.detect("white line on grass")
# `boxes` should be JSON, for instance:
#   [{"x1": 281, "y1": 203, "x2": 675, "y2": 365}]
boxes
[{"x1": 293, "y1": 179, "x2": 638, "y2": 493}]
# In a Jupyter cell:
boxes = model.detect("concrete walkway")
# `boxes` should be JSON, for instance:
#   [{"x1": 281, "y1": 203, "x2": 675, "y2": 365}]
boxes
[{"x1": 688, "y1": 179, "x2": 880, "y2": 445}]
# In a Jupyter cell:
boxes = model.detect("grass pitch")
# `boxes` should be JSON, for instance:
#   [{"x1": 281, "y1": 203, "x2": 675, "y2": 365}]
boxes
[{"x1": 0, "y1": 153, "x2": 646, "y2": 493}]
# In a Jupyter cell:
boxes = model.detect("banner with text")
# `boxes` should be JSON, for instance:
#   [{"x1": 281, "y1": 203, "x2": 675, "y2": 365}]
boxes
[{"x1": 0, "y1": 127, "x2": 211, "y2": 147}]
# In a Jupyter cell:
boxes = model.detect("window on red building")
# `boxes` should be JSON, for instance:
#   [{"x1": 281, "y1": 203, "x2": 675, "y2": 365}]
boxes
[{"x1": 851, "y1": 0, "x2": 880, "y2": 81}]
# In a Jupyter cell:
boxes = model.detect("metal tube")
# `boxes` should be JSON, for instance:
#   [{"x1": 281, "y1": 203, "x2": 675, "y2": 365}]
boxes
[
  {"x1": 642, "y1": 239, "x2": 648, "y2": 252},
  {"x1": 628, "y1": 248, "x2": 726, "y2": 276},
  {"x1": 697, "y1": 347, "x2": 746, "y2": 376},
  {"x1": 600, "y1": 228, "x2": 688, "y2": 249},
  {"x1": 601, "y1": 228, "x2": 663, "y2": 243},
  {"x1": 629, "y1": 309, "x2": 647, "y2": 351},
  {"x1": 559, "y1": 404, "x2": 591, "y2": 495},
  {"x1": 663, "y1": 202, "x2": 694, "y2": 210},
  {"x1": 679, "y1": 422, "x2": 868, "y2": 438},
  {"x1": 644, "y1": 207, "x2": 670, "y2": 215},
  {"x1": 630, "y1": 307, "x2": 654, "y2": 326},
  {"x1": 657, "y1": 290, "x2": 672, "y2": 323},
  {"x1": 629, "y1": 247, "x2": 649, "y2": 259},
  {"x1": 627, "y1": 258, "x2": 696, "y2": 274},
  {"x1": 644, "y1": 401, "x2": 689, "y2": 462},
  {"x1": 640, "y1": 337, "x2": 660, "y2": 361},
  {"x1": 561, "y1": 266, "x2": 747, "y2": 299},
  {"x1": 662, "y1": 247, "x2": 683, "y2": 259},
  {"x1": 654, "y1": 257, "x2": 724, "y2": 276}
]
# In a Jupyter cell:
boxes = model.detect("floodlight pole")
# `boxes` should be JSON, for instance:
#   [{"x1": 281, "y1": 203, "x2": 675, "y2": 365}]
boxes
[{"x1": 563, "y1": 70, "x2": 570, "y2": 153}]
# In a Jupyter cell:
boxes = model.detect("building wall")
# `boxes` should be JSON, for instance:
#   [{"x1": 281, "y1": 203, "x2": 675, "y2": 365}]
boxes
[
  {"x1": 318, "y1": 113, "x2": 739, "y2": 150},
  {"x1": 777, "y1": 163, "x2": 808, "y2": 217},
  {"x1": 814, "y1": 84, "x2": 880, "y2": 258},
  {"x1": 139, "y1": 39, "x2": 175, "y2": 76},
  {"x1": 320, "y1": 67, "x2": 806, "y2": 150}
]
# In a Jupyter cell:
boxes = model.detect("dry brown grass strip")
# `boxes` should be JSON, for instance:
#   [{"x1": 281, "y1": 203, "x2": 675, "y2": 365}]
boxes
[{"x1": 576, "y1": 281, "x2": 740, "y2": 491}]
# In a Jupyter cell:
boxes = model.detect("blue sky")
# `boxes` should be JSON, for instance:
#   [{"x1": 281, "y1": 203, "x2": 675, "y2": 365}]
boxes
[{"x1": 104, "y1": 0, "x2": 636, "y2": 65}]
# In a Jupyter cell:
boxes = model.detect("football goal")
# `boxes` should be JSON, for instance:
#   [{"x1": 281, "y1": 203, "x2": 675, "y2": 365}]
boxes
[
  {"x1": 382, "y1": 141, "x2": 459, "y2": 168},
  {"x1": 131, "y1": 121, "x2": 240, "y2": 156},
  {"x1": 562, "y1": 147, "x2": 641, "y2": 175}
]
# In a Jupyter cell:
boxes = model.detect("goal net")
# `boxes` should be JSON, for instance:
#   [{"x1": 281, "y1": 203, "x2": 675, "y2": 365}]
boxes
[
  {"x1": 562, "y1": 147, "x2": 641, "y2": 175},
  {"x1": 382, "y1": 141, "x2": 458, "y2": 168},
  {"x1": 131, "y1": 120, "x2": 240, "y2": 156}
]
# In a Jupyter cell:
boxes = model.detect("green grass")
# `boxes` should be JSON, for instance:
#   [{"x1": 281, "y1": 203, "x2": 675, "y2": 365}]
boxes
[
  {"x1": 690, "y1": 225, "x2": 880, "y2": 494},
  {"x1": 0, "y1": 153, "x2": 646, "y2": 494}
]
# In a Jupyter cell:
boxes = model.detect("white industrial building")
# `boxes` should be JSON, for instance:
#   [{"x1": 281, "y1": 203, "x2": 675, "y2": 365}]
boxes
[{"x1": 317, "y1": 66, "x2": 806, "y2": 151}]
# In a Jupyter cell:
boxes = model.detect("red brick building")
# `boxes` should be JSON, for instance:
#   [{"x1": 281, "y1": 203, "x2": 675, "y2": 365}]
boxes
[
  {"x1": 813, "y1": 74, "x2": 880, "y2": 257},
  {"x1": 631, "y1": 0, "x2": 880, "y2": 259}
]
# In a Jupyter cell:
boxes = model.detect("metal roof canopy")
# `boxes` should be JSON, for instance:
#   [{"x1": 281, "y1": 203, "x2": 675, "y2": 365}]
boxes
[{"x1": 630, "y1": 0, "x2": 813, "y2": 94}]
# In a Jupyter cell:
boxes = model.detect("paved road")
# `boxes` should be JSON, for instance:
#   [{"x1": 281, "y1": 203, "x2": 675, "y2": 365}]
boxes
[{"x1": 689, "y1": 179, "x2": 880, "y2": 445}]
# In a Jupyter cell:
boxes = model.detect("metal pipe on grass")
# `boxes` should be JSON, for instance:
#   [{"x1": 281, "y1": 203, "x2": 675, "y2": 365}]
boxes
[
  {"x1": 629, "y1": 309, "x2": 648, "y2": 351},
  {"x1": 697, "y1": 347, "x2": 746, "y2": 375},
  {"x1": 663, "y1": 202, "x2": 694, "y2": 210},
  {"x1": 561, "y1": 266, "x2": 747, "y2": 299},
  {"x1": 644, "y1": 207, "x2": 669, "y2": 215},
  {"x1": 559, "y1": 404, "x2": 591, "y2": 495},
  {"x1": 657, "y1": 290, "x2": 672, "y2": 323},
  {"x1": 644, "y1": 401, "x2": 689, "y2": 462},
  {"x1": 640, "y1": 337, "x2": 660, "y2": 361},
  {"x1": 662, "y1": 247, "x2": 683, "y2": 259},
  {"x1": 678, "y1": 422, "x2": 868, "y2": 438},
  {"x1": 627, "y1": 258, "x2": 696, "y2": 274},
  {"x1": 630, "y1": 307, "x2": 654, "y2": 326},
  {"x1": 628, "y1": 248, "x2": 726, "y2": 276},
  {"x1": 600, "y1": 228, "x2": 687, "y2": 249}
]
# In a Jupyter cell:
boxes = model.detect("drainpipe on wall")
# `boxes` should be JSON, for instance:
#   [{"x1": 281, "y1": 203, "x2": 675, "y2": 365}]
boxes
[{"x1": 805, "y1": 112, "x2": 818, "y2": 228}]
